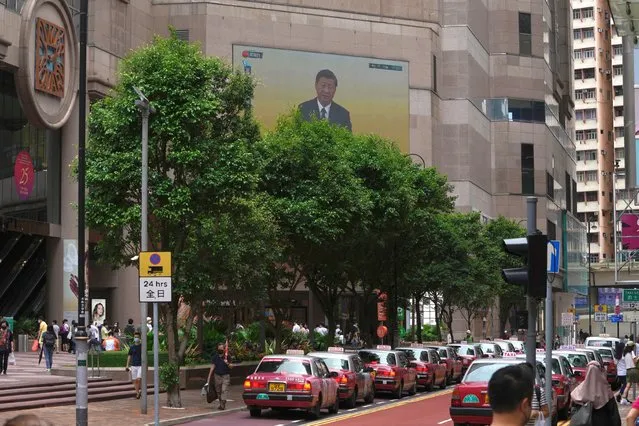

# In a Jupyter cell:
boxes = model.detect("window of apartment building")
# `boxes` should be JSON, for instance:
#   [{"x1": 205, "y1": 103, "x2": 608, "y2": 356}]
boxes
[
  {"x1": 616, "y1": 148, "x2": 625, "y2": 159},
  {"x1": 616, "y1": 127, "x2": 625, "y2": 138},
  {"x1": 586, "y1": 129, "x2": 597, "y2": 139},
  {"x1": 614, "y1": 45, "x2": 623, "y2": 55},
  {"x1": 577, "y1": 171, "x2": 585, "y2": 182},
  {"x1": 519, "y1": 12, "x2": 532, "y2": 56},
  {"x1": 584, "y1": 150, "x2": 597, "y2": 161},
  {"x1": 614, "y1": 65, "x2": 623, "y2": 76},
  {"x1": 585, "y1": 191, "x2": 598, "y2": 201},
  {"x1": 614, "y1": 85, "x2": 623, "y2": 97},
  {"x1": 521, "y1": 144, "x2": 535, "y2": 194},
  {"x1": 546, "y1": 172, "x2": 554, "y2": 200},
  {"x1": 589, "y1": 253, "x2": 600, "y2": 263},
  {"x1": 582, "y1": 8, "x2": 594, "y2": 18},
  {"x1": 583, "y1": 68, "x2": 596, "y2": 79},
  {"x1": 586, "y1": 170, "x2": 598, "y2": 181},
  {"x1": 576, "y1": 109, "x2": 596, "y2": 120},
  {"x1": 588, "y1": 233, "x2": 599, "y2": 244},
  {"x1": 547, "y1": 220, "x2": 557, "y2": 241},
  {"x1": 576, "y1": 130, "x2": 585, "y2": 141},
  {"x1": 614, "y1": 106, "x2": 624, "y2": 117},
  {"x1": 575, "y1": 49, "x2": 595, "y2": 59},
  {"x1": 582, "y1": 28, "x2": 594, "y2": 38},
  {"x1": 572, "y1": 179, "x2": 578, "y2": 213},
  {"x1": 566, "y1": 172, "x2": 572, "y2": 213},
  {"x1": 508, "y1": 99, "x2": 545, "y2": 123},
  {"x1": 573, "y1": 9, "x2": 581, "y2": 19},
  {"x1": 573, "y1": 29, "x2": 580, "y2": 40}
]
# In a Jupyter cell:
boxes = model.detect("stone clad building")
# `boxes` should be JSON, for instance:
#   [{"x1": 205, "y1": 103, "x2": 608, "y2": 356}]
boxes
[{"x1": 0, "y1": 0, "x2": 585, "y2": 338}]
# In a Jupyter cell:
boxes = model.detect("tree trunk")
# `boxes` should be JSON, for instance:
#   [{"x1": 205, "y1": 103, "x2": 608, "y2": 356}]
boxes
[
  {"x1": 163, "y1": 302, "x2": 182, "y2": 408},
  {"x1": 432, "y1": 294, "x2": 442, "y2": 341},
  {"x1": 273, "y1": 312, "x2": 283, "y2": 354},
  {"x1": 196, "y1": 304, "x2": 204, "y2": 356},
  {"x1": 465, "y1": 311, "x2": 473, "y2": 332},
  {"x1": 415, "y1": 294, "x2": 423, "y2": 343}
]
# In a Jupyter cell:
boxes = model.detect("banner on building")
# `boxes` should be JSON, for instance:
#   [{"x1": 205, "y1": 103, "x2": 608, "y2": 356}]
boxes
[{"x1": 62, "y1": 239, "x2": 78, "y2": 323}]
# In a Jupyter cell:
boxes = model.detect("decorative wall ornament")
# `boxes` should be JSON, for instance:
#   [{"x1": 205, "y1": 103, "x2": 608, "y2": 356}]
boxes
[{"x1": 34, "y1": 17, "x2": 65, "y2": 98}]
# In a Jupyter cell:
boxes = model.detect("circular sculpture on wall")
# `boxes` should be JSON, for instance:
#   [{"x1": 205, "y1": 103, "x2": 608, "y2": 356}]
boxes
[{"x1": 15, "y1": 0, "x2": 78, "y2": 129}]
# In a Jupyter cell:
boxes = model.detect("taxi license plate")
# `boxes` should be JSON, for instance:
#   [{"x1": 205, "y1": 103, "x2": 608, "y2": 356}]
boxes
[
  {"x1": 268, "y1": 382, "x2": 286, "y2": 392},
  {"x1": 382, "y1": 380, "x2": 388, "y2": 385}
]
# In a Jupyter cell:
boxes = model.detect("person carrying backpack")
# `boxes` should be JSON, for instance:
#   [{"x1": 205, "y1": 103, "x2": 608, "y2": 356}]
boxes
[{"x1": 42, "y1": 325, "x2": 56, "y2": 373}]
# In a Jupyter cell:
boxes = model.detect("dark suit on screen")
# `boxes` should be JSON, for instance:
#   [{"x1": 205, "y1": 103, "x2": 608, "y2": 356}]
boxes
[{"x1": 298, "y1": 98, "x2": 352, "y2": 132}]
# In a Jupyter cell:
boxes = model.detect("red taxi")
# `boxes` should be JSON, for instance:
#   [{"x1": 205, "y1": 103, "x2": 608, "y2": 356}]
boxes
[
  {"x1": 358, "y1": 346, "x2": 418, "y2": 399},
  {"x1": 427, "y1": 345, "x2": 463, "y2": 384},
  {"x1": 243, "y1": 350, "x2": 340, "y2": 419},
  {"x1": 449, "y1": 343, "x2": 486, "y2": 373},
  {"x1": 396, "y1": 345, "x2": 447, "y2": 391},
  {"x1": 587, "y1": 346, "x2": 618, "y2": 385},
  {"x1": 308, "y1": 347, "x2": 375, "y2": 408},
  {"x1": 518, "y1": 353, "x2": 574, "y2": 420},
  {"x1": 555, "y1": 349, "x2": 589, "y2": 383},
  {"x1": 449, "y1": 357, "x2": 558, "y2": 425}
]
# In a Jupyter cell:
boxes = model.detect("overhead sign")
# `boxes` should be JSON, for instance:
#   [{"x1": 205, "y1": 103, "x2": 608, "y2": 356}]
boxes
[
  {"x1": 547, "y1": 240, "x2": 560, "y2": 273},
  {"x1": 594, "y1": 312, "x2": 607, "y2": 322},
  {"x1": 623, "y1": 302, "x2": 639, "y2": 309},
  {"x1": 624, "y1": 289, "x2": 639, "y2": 303},
  {"x1": 625, "y1": 311, "x2": 639, "y2": 322},
  {"x1": 561, "y1": 313, "x2": 574, "y2": 326},
  {"x1": 139, "y1": 251, "x2": 172, "y2": 303}
]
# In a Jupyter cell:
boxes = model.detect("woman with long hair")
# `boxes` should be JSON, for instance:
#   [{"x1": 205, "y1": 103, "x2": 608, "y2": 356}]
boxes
[{"x1": 621, "y1": 341, "x2": 639, "y2": 404}]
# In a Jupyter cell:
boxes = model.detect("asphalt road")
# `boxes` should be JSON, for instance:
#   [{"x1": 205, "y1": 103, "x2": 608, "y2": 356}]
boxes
[{"x1": 177, "y1": 388, "x2": 455, "y2": 426}]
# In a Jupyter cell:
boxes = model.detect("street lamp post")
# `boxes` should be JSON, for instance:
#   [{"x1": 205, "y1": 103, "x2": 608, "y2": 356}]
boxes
[
  {"x1": 587, "y1": 218, "x2": 592, "y2": 336},
  {"x1": 134, "y1": 87, "x2": 155, "y2": 416}
]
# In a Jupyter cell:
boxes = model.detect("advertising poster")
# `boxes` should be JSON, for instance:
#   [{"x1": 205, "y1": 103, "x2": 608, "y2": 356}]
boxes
[
  {"x1": 62, "y1": 239, "x2": 78, "y2": 323},
  {"x1": 621, "y1": 213, "x2": 639, "y2": 250},
  {"x1": 232, "y1": 45, "x2": 410, "y2": 152},
  {"x1": 13, "y1": 150, "x2": 34, "y2": 200},
  {"x1": 91, "y1": 299, "x2": 106, "y2": 326}
]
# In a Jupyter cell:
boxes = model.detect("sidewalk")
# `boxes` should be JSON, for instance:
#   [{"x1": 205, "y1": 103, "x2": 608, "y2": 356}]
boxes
[{"x1": 0, "y1": 385, "x2": 245, "y2": 426}]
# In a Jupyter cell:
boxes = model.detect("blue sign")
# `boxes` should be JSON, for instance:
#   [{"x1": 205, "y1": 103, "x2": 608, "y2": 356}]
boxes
[
  {"x1": 611, "y1": 314, "x2": 623, "y2": 323},
  {"x1": 547, "y1": 240, "x2": 560, "y2": 273}
]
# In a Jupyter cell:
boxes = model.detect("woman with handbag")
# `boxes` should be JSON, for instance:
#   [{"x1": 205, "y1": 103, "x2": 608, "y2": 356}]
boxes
[
  {"x1": 621, "y1": 341, "x2": 639, "y2": 404},
  {"x1": 570, "y1": 361, "x2": 621, "y2": 426}
]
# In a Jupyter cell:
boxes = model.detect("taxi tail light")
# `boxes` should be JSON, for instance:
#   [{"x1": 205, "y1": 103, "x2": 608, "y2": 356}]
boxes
[
  {"x1": 416, "y1": 366, "x2": 429, "y2": 373},
  {"x1": 243, "y1": 380, "x2": 251, "y2": 390},
  {"x1": 287, "y1": 381, "x2": 309, "y2": 392},
  {"x1": 339, "y1": 375, "x2": 349, "y2": 385},
  {"x1": 451, "y1": 387, "x2": 461, "y2": 407},
  {"x1": 303, "y1": 381, "x2": 312, "y2": 392},
  {"x1": 389, "y1": 369, "x2": 396, "y2": 377},
  {"x1": 249, "y1": 380, "x2": 266, "y2": 389}
]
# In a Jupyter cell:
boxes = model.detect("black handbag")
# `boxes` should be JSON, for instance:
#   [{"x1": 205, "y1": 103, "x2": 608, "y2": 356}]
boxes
[
  {"x1": 570, "y1": 402, "x2": 592, "y2": 426},
  {"x1": 206, "y1": 383, "x2": 218, "y2": 403}
]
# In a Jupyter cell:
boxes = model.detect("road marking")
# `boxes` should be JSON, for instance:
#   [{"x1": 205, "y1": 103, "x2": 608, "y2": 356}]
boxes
[
  {"x1": 362, "y1": 404, "x2": 372, "y2": 408},
  {"x1": 346, "y1": 408, "x2": 357, "y2": 412},
  {"x1": 376, "y1": 401, "x2": 385, "y2": 405},
  {"x1": 291, "y1": 421, "x2": 302, "y2": 424},
  {"x1": 305, "y1": 389, "x2": 453, "y2": 426},
  {"x1": 437, "y1": 420, "x2": 452, "y2": 425}
]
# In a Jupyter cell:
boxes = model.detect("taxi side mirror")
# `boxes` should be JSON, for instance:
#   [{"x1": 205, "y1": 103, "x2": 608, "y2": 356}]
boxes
[{"x1": 328, "y1": 371, "x2": 339, "y2": 378}]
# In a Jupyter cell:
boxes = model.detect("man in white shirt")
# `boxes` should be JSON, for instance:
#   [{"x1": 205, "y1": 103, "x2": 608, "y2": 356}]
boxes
[{"x1": 292, "y1": 322, "x2": 301, "y2": 333}]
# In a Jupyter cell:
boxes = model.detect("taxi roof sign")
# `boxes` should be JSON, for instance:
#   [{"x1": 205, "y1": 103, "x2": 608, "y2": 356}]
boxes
[
  {"x1": 598, "y1": 334, "x2": 610, "y2": 337},
  {"x1": 376, "y1": 345, "x2": 392, "y2": 350},
  {"x1": 535, "y1": 348, "x2": 545, "y2": 353},
  {"x1": 559, "y1": 345, "x2": 576, "y2": 351},
  {"x1": 285, "y1": 349, "x2": 305, "y2": 355},
  {"x1": 327, "y1": 347, "x2": 344, "y2": 353},
  {"x1": 410, "y1": 343, "x2": 424, "y2": 348},
  {"x1": 503, "y1": 351, "x2": 518, "y2": 358}
]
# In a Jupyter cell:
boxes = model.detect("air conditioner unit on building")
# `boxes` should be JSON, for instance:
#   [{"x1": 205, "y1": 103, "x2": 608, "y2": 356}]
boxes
[
  {"x1": 597, "y1": 7, "x2": 602, "y2": 12},
  {"x1": 605, "y1": 69, "x2": 611, "y2": 74},
  {"x1": 601, "y1": 149, "x2": 607, "y2": 155},
  {"x1": 598, "y1": 28, "x2": 603, "y2": 32},
  {"x1": 599, "y1": 48, "x2": 604, "y2": 52}
]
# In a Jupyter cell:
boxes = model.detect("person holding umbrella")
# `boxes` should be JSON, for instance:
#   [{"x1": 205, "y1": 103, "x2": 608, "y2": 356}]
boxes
[{"x1": 41, "y1": 325, "x2": 56, "y2": 372}]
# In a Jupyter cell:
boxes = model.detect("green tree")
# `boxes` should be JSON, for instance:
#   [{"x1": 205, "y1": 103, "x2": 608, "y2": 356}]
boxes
[
  {"x1": 484, "y1": 216, "x2": 527, "y2": 335},
  {"x1": 85, "y1": 32, "x2": 276, "y2": 407}
]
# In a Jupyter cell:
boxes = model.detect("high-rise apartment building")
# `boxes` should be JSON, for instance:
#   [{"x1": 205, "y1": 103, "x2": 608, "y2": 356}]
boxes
[{"x1": 572, "y1": 0, "x2": 633, "y2": 263}]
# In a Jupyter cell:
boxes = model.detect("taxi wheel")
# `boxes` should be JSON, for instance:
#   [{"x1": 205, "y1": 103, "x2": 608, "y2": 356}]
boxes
[
  {"x1": 394, "y1": 382, "x2": 403, "y2": 399},
  {"x1": 307, "y1": 394, "x2": 322, "y2": 420},
  {"x1": 425, "y1": 378, "x2": 434, "y2": 392},
  {"x1": 364, "y1": 387, "x2": 375, "y2": 404},
  {"x1": 345, "y1": 387, "x2": 357, "y2": 408},
  {"x1": 329, "y1": 395, "x2": 340, "y2": 414},
  {"x1": 249, "y1": 408, "x2": 261, "y2": 418},
  {"x1": 439, "y1": 377, "x2": 447, "y2": 390},
  {"x1": 408, "y1": 381, "x2": 417, "y2": 395}
]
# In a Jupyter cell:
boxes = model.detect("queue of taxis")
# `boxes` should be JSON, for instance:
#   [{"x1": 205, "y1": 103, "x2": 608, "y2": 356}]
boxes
[
  {"x1": 449, "y1": 354, "x2": 558, "y2": 426},
  {"x1": 554, "y1": 348, "x2": 589, "y2": 383},
  {"x1": 307, "y1": 347, "x2": 375, "y2": 408},
  {"x1": 516, "y1": 351, "x2": 574, "y2": 420},
  {"x1": 427, "y1": 345, "x2": 464, "y2": 384},
  {"x1": 243, "y1": 350, "x2": 340, "y2": 419},
  {"x1": 395, "y1": 344, "x2": 448, "y2": 391},
  {"x1": 586, "y1": 346, "x2": 618, "y2": 385},
  {"x1": 449, "y1": 343, "x2": 487, "y2": 373},
  {"x1": 358, "y1": 345, "x2": 418, "y2": 398}
]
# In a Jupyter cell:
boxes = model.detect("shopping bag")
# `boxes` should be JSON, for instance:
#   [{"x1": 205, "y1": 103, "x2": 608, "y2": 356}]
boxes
[
  {"x1": 534, "y1": 411, "x2": 545, "y2": 426},
  {"x1": 570, "y1": 402, "x2": 592, "y2": 426},
  {"x1": 8, "y1": 352, "x2": 15, "y2": 366},
  {"x1": 31, "y1": 339, "x2": 39, "y2": 352}
]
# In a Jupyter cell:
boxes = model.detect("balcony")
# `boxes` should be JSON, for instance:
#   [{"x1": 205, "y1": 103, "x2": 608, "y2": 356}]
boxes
[
  {"x1": 577, "y1": 180, "x2": 599, "y2": 192},
  {"x1": 573, "y1": 17, "x2": 596, "y2": 29},
  {"x1": 578, "y1": 201, "x2": 599, "y2": 214},
  {"x1": 574, "y1": 56, "x2": 596, "y2": 69},
  {"x1": 613, "y1": 74, "x2": 623, "y2": 86},
  {"x1": 574, "y1": 78, "x2": 596, "y2": 91},
  {"x1": 576, "y1": 139, "x2": 598, "y2": 150},
  {"x1": 576, "y1": 159, "x2": 598, "y2": 172},
  {"x1": 614, "y1": 116, "x2": 624, "y2": 127},
  {"x1": 573, "y1": 38, "x2": 596, "y2": 50}
]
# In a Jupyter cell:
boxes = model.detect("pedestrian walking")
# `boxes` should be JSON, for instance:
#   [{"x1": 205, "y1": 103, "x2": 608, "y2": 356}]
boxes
[
  {"x1": 571, "y1": 361, "x2": 621, "y2": 425},
  {"x1": 620, "y1": 341, "x2": 639, "y2": 404},
  {"x1": 487, "y1": 364, "x2": 534, "y2": 426},
  {"x1": 60, "y1": 319, "x2": 70, "y2": 352},
  {"x1": 41, "y1": 325, "x2": 56, "y2": 372},
  {"x1": 0, "y1": 320, "x2": 13, "y2": 375},
  {"x1": 206, "y1": 342, "x2": 232, "y2": 410},
  {"x1": 125, "y1": 331, "x2": 142, "y2": 399},
  {"x1": 616, "y1": 346, "x2": 628, "y2": 404},
  {"x1": 68, "y1": 320, "x2": 76, "y2": 354},
  {"x1": 124, "y1": 318, "x2": 135, "y2": 336},
  {"x1": 51, "y1": 320, "x2": 60, "y2": 353}
]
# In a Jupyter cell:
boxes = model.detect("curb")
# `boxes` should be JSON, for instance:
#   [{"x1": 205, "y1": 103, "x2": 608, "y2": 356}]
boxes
[{"x1": 145, "y1": 406, "x2": 244, "y2": 426}]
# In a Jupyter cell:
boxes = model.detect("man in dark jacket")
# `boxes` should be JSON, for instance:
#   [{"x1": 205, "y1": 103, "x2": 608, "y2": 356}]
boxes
[{"x1": 299, "y1": 69, "x2": 352, "y2": 132}]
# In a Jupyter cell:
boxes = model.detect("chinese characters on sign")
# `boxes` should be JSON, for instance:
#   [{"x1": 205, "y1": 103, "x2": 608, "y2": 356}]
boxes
[
  {"x1": 34, "y1": 18, "x2": 65, "y2": 98},
  {"x1": 139, "y1": 252, "x2": 172, "y2": 303}
]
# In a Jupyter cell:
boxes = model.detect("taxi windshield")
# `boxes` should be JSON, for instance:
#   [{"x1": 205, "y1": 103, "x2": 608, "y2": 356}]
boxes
[
  {"x1": 438, "y1": 349, "x2": 448, "y2": 358},
  {"x1": 459, "y1": 346, "x2": 480, "y2": 356},
  {"x1": 549, "y1": 359, "x2": 561, "y2": 374},
  {"x1": 565, "y1": 354, "x2": 588, "y2": 368},
  {"x1": 465, "y1": 362, "x2": 512, "y2": 382},
  {"x1": 321, "y1": 357, "x2": 349, "y2": 370},
  {"x1": 398, "y1": 349, "x2": 429, "y2": 363},
  {"x1": 256, "y1": 359, "x2": 312, "y2": 375},
  {"x1": 596, "y1": 349, "x2": 613, "y2": 360},
  {"x1": 359, "y1": 351, "x2": 396, "y2": 366}
]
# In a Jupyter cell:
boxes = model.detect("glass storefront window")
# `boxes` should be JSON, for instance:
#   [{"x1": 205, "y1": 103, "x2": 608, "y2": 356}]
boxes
[{"x1": 0, "y1": 70, "x2": 60, "y2": 223}]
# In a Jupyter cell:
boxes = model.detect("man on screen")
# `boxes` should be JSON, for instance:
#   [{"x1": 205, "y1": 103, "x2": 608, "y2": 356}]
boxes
[{"x1": 299, "y1": 69, "x2": 352, "y2": 132}]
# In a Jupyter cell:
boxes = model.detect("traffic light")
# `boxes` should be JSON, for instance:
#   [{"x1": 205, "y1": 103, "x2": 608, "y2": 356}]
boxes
[{"x1": 501, "y1": 234, "x2": 548, "y2": 298}]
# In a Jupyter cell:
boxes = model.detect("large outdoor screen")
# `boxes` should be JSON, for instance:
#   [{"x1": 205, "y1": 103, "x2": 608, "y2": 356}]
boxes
[{"x1": 232, "y1": 45, "x2": 410, "y2": 152}]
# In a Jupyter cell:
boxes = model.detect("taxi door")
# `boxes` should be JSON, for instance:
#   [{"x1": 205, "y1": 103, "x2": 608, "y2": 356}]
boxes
[
  {"x1": 430, "y1": 350, "x2": 446, "y2": 385},
  {"x1": 315, "y1": 359, "x2": 337, "y2": 406},
  {"x1": 352, "y1": 356, "x2": 367, "y2": 395},
  {"x1": 397, "y1": 351, "x2": 416, "y2": 387}
]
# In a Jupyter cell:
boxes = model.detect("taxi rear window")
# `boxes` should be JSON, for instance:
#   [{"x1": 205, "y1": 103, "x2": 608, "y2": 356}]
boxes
[
  {"x1": 438, "y1": 349, "x2": 448, "y2": 358},
  {"x1": 321, "y1": 357, "x2": 349, "y2": 371},
  {"x1": 256, "y1": 359, "x2": 312, "y2": 375},
  {"x1": 459, "y1": 346, "x2": 476, "y2": 356},
  {"x1": 550, "y1": 359, "x2": 561, "y2": 374},
  {"x1": 359, "y1": 351, "x2": 396, "y2": 366},
  {"x1": 565, "y1": 354, "x2": 588, "y2": 368},
  {"x1": 464, "y1": 363, "x2": 511, "y2": 382},
  {"x1": 597, "y1": 349, "x2": 613, "y2": 359}
]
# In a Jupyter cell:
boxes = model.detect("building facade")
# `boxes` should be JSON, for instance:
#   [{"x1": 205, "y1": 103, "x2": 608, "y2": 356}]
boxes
[{"x1": 0, "y1": 0, "x2": 584, "y2": 336}]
